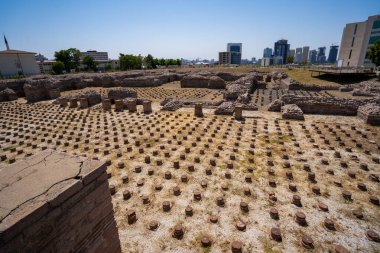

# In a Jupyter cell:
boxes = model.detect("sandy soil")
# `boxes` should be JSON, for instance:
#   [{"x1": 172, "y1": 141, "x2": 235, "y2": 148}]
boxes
[{"x1": 0, "y1": 100, "x2": 379, "y2": 253}]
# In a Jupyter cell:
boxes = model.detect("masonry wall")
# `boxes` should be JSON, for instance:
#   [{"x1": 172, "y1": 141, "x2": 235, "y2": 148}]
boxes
[{"x1": 0, "y1": 152, "x2": 121, "y2": 253}]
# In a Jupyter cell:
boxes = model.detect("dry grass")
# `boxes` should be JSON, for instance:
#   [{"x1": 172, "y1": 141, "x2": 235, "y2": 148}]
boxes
[{"x1": 284, "y1": 68, "x2": 341, "y2": 87}]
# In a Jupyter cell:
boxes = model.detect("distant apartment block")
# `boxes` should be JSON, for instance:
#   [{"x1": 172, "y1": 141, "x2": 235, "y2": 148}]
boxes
[
  {"x1": 327, "y1": 45, "x2": 339, "y2": 64},
  {"x1": 295, "y1": 48, "x2": 303, "y2": 64},
  {"x1": 302, "y1": 46, "x2": 309, "y2": 63},
  {"x1": 80, "y1": 50, "x2": 109, "y2": 61},
  {"x1": 288, "y1": 49, "x2": 295, "y2": 58},
  {"x1": 227, "y1": 43, "x2": 242, "y2": 65},
  {"x1": 274, "y1": 39, "x2": 289, "y2": 64},
  {"x1": 317, "y1": 47, "x2": 326, "y2": 63},
  {"x1": 308, "y1": 50, "x2": 317, "y2": 64},
  {"x1": 263, "y1": 48, "x2": 273, "y2": 58},
  {"x1": 261, "y1": 57, "x2": 272, "y2": 67},
  {"x1": 338, "y1": 15, "x2": 380, "y2": 67},
  {"x1": 219, "y1": 52, "x2": 231, "y2": 65}
]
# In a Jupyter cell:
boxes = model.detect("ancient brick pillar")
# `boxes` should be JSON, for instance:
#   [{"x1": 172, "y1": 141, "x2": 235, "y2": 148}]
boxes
[
  {"x1": 127, "y1": 99, "x2": 137, "y2": 112},
  {"x1": 69, "y1": 98, "x2": 77, "y2": 108},
  {"x1": 235, "y1": 105, "x2": 243, "y2": 121},
  {"x1": 102, "y1": 99, "x2": 111, "y2": 111},
  {"x1": 115, "y1": 100, "x2": 124, "y2": 112},
  {"x1": 195, "y1": 103, "x2": 203, "y2": 117},
  {"x1": 143, "y1": 100, "x2": 152, "y2": 114},
  {"x1": 59, "y1": 98, "x2": 68, "y2": 107},
  {"x1": 79, "y1": 98, "x2": 89, "y2": 109}
]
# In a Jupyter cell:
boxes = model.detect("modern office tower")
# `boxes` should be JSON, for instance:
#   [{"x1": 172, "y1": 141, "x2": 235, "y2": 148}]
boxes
[
  {"x1": 295, "y1": 48, "x2": 303, "y2": 64},
  {"x1": 327, "y1": 45, "x2": 339, "y2": 64},
  {"x1": 274, "y1": 39, "x2": 290, "y2": 64},
  {"x1": 317, "y1": 47, "x2": 326, "y2": 63},
  {"x1": 302, "y1": 46, "x2": 310, "y2": 63},
  {"x1": 219, "y1": 52, "x2": 231, "y2": 65},
  {"x1": 263, "y1": 48, "x2": 273, "y2": 58},
  {"x1": 227, "y1": 43, "x2": 242, "y2": 65},
  {"x1": 288, "y1": 49, "x2": 295, "y2": 58},
  {"x1": 338, "y1": 15, "x2": 380, "y2": 67},
  {"x1": 308, "y1": 50, "x2": 317, "y2": 64}
]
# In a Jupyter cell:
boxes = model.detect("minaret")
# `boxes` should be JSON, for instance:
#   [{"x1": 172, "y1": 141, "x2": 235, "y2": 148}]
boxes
[{"x1": 3, "y1": 34, "x2": 10, "y2": 50}]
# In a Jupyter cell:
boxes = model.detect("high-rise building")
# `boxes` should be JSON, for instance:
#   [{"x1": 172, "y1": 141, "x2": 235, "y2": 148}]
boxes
[
  {"x1": 327, "y1": 45, "x2": 339, "y2": 64},
  {"x1": 308, "y1": 50, "x2": 317, "y2": 64},
  {"x1": 302, "y1": 46, "x2": 310, "y2": 63},
  {"x1": 80, "y1": 50, "x2": 109, "y2": 61},
  {"x1": 295, "y1": 48, "x2": 303, "y2": 64},
  {"x1": 338, "y1": 15, "x2": 380, "y2": 67},
  {"x1": 219, "y1": 52, "x2": 231, "y2": 65},
  {"x1": 288, "y1": 49, "x2": 295, "y2": 58},
  {"x1": 227, "y1": 43, "x2": 242, "y2": 65},
  {"x1": 274, "y1": 39, "x2": 290, "y2": 64},
  {"x1": 263, "y1": 48, "x2": 273, "y2": 58},
  {"x1": 317, "y1": 47, "x2": 326, "y2": 63}
]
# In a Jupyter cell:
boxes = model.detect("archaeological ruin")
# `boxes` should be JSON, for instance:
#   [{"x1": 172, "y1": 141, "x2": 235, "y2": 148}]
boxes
[{"x1": 0, "y1": 68, "x2": 379, "y2": 252}]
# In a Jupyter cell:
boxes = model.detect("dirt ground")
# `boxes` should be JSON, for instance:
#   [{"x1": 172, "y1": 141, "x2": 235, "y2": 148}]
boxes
[{"x1": 0, "y1": 99, "x2": 379, "y2": 253}]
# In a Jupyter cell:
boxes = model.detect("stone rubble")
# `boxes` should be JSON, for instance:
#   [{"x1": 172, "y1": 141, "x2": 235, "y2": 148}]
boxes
[{"x1": 281, "y1": 104, "x2": 305, "y2": 120}]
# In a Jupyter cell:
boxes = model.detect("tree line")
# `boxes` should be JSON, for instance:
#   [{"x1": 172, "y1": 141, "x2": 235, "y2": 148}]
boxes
[
  {"x1": 51, "y1": 48, "x2": 182, "y2": 74},
  {"x1": 119, "y1": 54, "x2": 181, "y2": 70}
]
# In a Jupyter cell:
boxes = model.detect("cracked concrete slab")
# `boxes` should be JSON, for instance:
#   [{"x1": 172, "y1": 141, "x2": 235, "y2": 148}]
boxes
[{"x1": 0, "y1": 149, "x2": 86, "y2": 221}]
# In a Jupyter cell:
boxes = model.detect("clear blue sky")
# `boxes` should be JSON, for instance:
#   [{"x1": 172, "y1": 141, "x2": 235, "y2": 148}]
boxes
[{"x1": 0, "y1": 0, "x2": 379, "y2": 60}]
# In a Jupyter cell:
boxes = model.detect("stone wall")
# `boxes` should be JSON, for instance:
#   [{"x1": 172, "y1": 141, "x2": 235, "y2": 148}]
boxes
[
  {"x1": 281, "y1": 77, "x2": 339, "y2": 91},
  {"x1": 0, "y1": 71, "x2": 180, "y2": 102},
  {"x1": 0, "y1": 150, "x2": 121, "y2": 253},
  {"x1": 358, "y1": 103, "x2": 380, "y2": 125},
  {"x1": 180, "y1": 74, "x2": 226, "y2": 89},
  {"x1": 281, "y1": 94, "x2": 380, "y2": 116}
]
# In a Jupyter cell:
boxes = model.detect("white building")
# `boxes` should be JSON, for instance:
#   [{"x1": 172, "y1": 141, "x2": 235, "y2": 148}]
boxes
[
  {"x1": 0, "y1": 50, "x2": 40, "y2": 76},
  {"x1": 261, "y1": 57, "x2": 272, "y2": 66},
  {"x1": 80, "y1": 50, "x2": 109, "y2": 61},
  {"x1": 38, "y1": 60, "x2": 56, "y2": 74},
  {"x1": 338, "y1": 15, "x2": 380, "y2": 67}
]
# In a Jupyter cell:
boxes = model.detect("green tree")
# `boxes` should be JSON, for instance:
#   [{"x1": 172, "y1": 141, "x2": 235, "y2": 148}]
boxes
[
  {"x1": 52, "y1": 61, "x2": 65, "y2": 74},
  {"x1": 286, "y1": 56, "x2": 294, "y2": 64},
  {"x1": 54, "y1": 48, "x2": 81, "y2": 72},
  {"x1": 368, "y1": 40, "x2": 380, "y2": 66},
  {"x1": 105, "y1": 64, "x2": 112, "y2": 71},
  {"x1": 158, "y1": 58, "x2": 166, "y2": 66},
  {"x1": 119, "y1": 54, "x2": 142, "y2": 70},
  {"x1": 83, "y1": 55, "x2": 97, "y2": 71},
  {"x1": 176, "y1": 59, "x2": 182, "y2": 66},
  {"x1": 144, "y1": 54, "x2": 156, "y2": 69}
]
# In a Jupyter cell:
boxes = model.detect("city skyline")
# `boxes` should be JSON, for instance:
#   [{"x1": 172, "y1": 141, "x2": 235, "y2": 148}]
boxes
[{"x1": 0, "y1": 0, "x2": 379, "y2": 60}]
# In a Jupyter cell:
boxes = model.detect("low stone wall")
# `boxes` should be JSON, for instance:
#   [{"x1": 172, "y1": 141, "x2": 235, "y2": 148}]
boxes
[
  {"x1": 180, "y1": 75, "x2": 226, "y2": 89},
  {"x1": 0, "y1": 150, "x2": 121, "y2": 253},
  {"x1": 281, "y1": 94, "x2": 380, "y2": 116},
  {"x1": 0, "y1": 71, "x2": 180, "y2": 102},
  {"x1": 358, "y1": 103, "x2": 380, "y2": 125},
  {"x1": 281, "y1": 78, "x2": 339, "y2": 91}
]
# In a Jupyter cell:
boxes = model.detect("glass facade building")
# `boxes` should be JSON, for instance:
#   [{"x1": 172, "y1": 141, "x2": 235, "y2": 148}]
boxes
[
  {"x1": 274, "y1": 40, "x2": 290, "y2": 65},
  {"x1": 227, "y1": 43, "x2": 242, "y2": 65}
]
